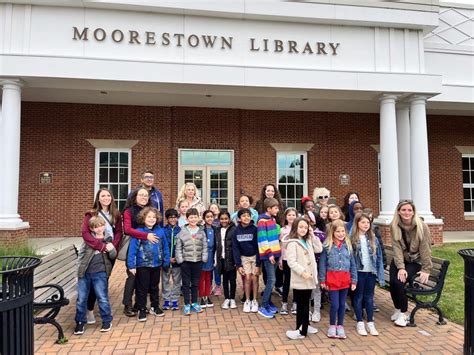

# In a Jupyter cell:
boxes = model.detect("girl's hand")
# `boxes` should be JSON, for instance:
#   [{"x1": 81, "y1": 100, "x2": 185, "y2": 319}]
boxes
[
  {"x1": 129, "y1": 269, "x2": 136, "y2": 276},
  {"x1": 320, "y1": 282, "x2": 327, "y2": 290},
  {"x1": 351, "y1": 283, "x2": 357, "y2": 291},
  {"x1": 302, "y1": 272, "x2": 311, "y2": 280},
  {"x1": 417, "y1": 271, "x2": 430, "y2": 284},
  {"x1": 147, "y1": 233, "x2": 158, "y2": 244},
  {"x1": 398, "y1": 268, "x2": 408, "y2": 283}
]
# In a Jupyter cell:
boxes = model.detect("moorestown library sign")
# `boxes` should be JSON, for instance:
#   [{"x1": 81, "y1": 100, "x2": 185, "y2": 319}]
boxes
[{"x1": 72, "y1": 27, "x2": 341, "y2": 56}]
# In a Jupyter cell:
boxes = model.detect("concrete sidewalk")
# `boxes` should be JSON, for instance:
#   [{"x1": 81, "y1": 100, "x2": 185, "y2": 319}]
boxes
[{"x1": 28, "y1": 237, "x2": 82, "y2": 255}]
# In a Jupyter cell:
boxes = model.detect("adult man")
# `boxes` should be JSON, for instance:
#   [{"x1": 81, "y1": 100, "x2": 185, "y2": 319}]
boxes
[{"x1": 133, "y1": 170, "x2": 164, "y2": 224}]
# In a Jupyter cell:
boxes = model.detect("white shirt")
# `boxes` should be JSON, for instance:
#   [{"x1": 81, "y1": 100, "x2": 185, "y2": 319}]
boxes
[{"x1": 220, "y1": 227, "x2": 227, "y2": 260}]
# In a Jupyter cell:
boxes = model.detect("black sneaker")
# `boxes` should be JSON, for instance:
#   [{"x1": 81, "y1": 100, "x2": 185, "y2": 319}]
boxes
[
  {"x1": 74, "y1": 322, "x2": 85, "y2": 335},
  {"x1": 200, "y1": 297, "x2": 207, "y2": 308},
  {"x1": 100, "y1": 322, "x2": 112, "y2": 332},
  {"x1": 124, "y1": 305, "x2": 137, "y2": 317},
  {"x1": 206, "y1": 297, "x2": 214, "y2": 308},
  {"x1": 138, "y1": 309, "x2": 147, "y2": 322},
  {"x1": 150, "y1": 306, "x2": 165, "y2": 317}
]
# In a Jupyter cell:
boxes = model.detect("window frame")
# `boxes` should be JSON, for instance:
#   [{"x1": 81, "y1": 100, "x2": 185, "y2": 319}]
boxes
[
  {"x1": 462, "y1": 154, "x2": 474, "y2": 216},
  {"x1": 276, "y1": 151, "x2": 308, "y2": 211}
]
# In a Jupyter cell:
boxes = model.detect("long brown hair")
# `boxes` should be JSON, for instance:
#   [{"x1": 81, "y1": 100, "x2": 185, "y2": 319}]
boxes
[
  {"x1": 350, "y1": 213, "x2": 376, "y2": 256},
  {"x1": 90, "y1": 187, "x2": 120, "y2": 223},
  {"x1": 288, "y1": 218, "x2": 311, "y2": 241}
]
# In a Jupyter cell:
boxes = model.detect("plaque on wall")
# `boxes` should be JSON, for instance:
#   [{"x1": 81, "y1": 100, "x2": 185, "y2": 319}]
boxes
[{"x1": 40, "y1": 172, "x2": 53, "y2": 185}]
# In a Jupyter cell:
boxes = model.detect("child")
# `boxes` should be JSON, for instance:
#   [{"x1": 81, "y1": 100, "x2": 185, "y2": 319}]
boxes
[
  {"x1": 285, "y1": 218, "x2": 322, "y2": 340},
  {"x1": 318, "y1": 205, "x2": 329, "y2": 225},
  {"x1": 175, "y1": 208, "x2": 208, "y2": 315},
  {"x1": 216, "y1": 211, "x2": 238, "y2": 309},
  {"x1": 319, "y1": 219, "x2": 357, "y2": 339},
  {"x1": 177, "y1": 200, "x2": 190, "y2": 227},
  {"x1": 327, "y1": 204, "x2": 345, "y2": 223},
  {"x1": 232, "y1": 208, "x2": 260, "y2": 313},
  {"x1": 127, "y1": 207, "x2": 170, "y2": 321},
  {"x1": 209, "y1": 203, "x2": 221, "y2": 227},
  {"x1": 231, "y1": 194, "x2": 259, "y2": 225},
  {"x1": 351, "y1": 213, "x2": 385, "y2": 336},
  {"x1": 200, "y1": 210, "x2": 217, "y2": 308},
  {"x1": 162, "y1": 208, "x2": 182, "y2": 311},
  {"x1": 278, "y1": 207, "x2": 298, "y2": 315},
  {"x1": 311, "y1": 221, "x2": 327, "y2": 323},
  {"x1": 301, "y1": 196, "x2": 316, "y2": 227},
  {"x1": 74, "y1": 216, "x2": 115, "y2": 335},
  {"x1": 257, "y1": 198, "x2": 281, "y2": 319}
]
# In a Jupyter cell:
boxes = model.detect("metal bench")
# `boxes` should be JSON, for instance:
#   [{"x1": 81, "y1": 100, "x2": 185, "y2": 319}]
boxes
[
  {"x1": 33, "y1": 245, "x2": 78, "y2": 343},
  {"x1": 384, "y1": 245, "x2": 449, "y2": 326}
]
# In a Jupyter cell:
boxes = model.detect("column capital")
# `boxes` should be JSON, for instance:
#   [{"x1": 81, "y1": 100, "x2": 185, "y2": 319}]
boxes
[
  {"x1": 0, "y1": 78, "x2": 24, "y2": 89},
  {"x1": 407, "y1": 94, "x2": 430, "y2": 104},
  {"x1": 379, "y1": 93, "x2": 400, "y2": 103}
]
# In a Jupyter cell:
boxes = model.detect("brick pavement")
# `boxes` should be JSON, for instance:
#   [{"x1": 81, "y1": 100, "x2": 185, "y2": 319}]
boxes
[{"x1": 34, "y1": 261, "x2": 464, "y2": 354}]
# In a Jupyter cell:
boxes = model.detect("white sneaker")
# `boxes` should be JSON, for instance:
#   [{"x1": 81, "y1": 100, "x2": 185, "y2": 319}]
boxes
[
  {"x1": 307, "y1": 325, "x2": 318, "y2": 334},
  {"x1": 221, "y1": 299, "x2": 230, "y2": 309},
  {"x1": 286, "y1": 329, "x2": 305, "y2": 340},
  {"x1": 230, "y1": 299, "x2": 237, "y2": 309},
  {"x1": 251, "y1": 300, "x2": 259, "y2": 313},
  {"x1": 367, "y1": 322, "x2": 379, "y2": 336},
  {"x1": 356, "y1": 321, "x2": 368, "y2": 336},
  {"x1": 291, "y1": 303, "x2": 297, "y2": 314},
  {"x1": 311, "y1": 311, "x2": 321, "y2": 323},
  {"x1": 243, "y1": 300, "x2": 251, "y2": 313},
  {"x1": 391, "y1": 309, "x2": 401, "y2": 321},
  {"x1": 86, "y1": 310, "x2": 96, "y2": 325},
  {"x1": 394, "y1": 313, "x2": 408, "y2": 327}
]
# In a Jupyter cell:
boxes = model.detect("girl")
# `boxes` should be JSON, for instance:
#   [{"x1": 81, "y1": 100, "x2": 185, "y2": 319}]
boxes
[
  {"x1": 216, "y1": 211, "x2": 238, "y2": 309},
  {"x1": 199, "y1": 210, "x2": 217, "y2": 308},
  {"x1": 327, "y1": 204, "x2": 345, "y2": 223},
  {"x1": 209, "y1": 203, "x2": 221, "y2": 227},
  {"x1": 175, "y1": 182, "x2": 207, "y2": 217},
  {"x1": 128, "y1": 207, "x2": 170, "y2": 321},
  {"x1": 209, "y1": 203, "x2": 222, "y2": 296},
  {"x1": 255, "y1": 184, "x2": 285, "y2": 225},
  {"x1": 278, "y1": 208, "x2": 298, "y2": 315},
  {"x1": 351, "y1": 213, "x2": 384, "y2": 336},
  {"x1": 311, "y1": 220, "x2": 327, "y2": 323},
  {"x1": 347, "y1": 200, "x2": 364, "y2": 233},
  {"x1": 318, "y1": 205, "x2": 329, "y2": 225},
  {"x1": 177, "y1": 200, "x2": 189, "y2": 227},
  {"x1": 341, "y1": 192, "x2": 360, "y2": 222},
  {"x1": 301, "y1": 196, "x2": 316, "y2": 228},
  {"x1": 231, "y1": 194, "x2": 259, "y2": 225},
  {"x1": 285, "y1": 218, "x2": 323, "y2": 340},
  {"x1": 319, "y1": 219, "x2": 357, "y2": 339}
]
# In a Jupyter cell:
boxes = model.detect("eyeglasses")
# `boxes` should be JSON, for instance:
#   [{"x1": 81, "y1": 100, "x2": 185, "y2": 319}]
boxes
[
  {"x1": 143, "y1": 176, "x2": 154, "y2": 180},
  {"x1": 137, "y1": 193, "x2": 149, "y2": 197},
  {"x1": 317, "y1": 195, "x2": 329, "y2": 200}
]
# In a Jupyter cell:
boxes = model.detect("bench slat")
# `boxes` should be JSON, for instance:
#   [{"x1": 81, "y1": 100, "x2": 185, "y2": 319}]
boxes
[
  {"x1": 35, "y1": 247, "x2": 77, "y2": 279},
  {"x1": 34, "y1": 258, "x2": 77, "y2": 300}
]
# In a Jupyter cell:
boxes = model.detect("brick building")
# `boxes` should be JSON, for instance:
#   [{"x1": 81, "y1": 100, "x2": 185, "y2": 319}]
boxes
[{"x1": 0, "y1": 0, "x2": 473, "y2": 245}]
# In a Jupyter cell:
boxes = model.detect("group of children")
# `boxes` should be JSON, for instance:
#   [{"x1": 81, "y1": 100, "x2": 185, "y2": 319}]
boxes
[{"x1": 75, "y1": 189, "x2": 385, "y2": 341}]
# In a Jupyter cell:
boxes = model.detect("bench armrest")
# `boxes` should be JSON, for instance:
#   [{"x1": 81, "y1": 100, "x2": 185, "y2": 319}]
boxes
[{"x1": 34, "y1": 284, "x2": 70, "y2": 309}]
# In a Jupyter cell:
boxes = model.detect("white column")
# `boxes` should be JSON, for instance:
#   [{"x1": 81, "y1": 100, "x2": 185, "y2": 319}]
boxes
[
  {"x1": 0, "y1": 79, "x2": 29, "y2": 229},
  {"x1": 409, "y1": 95, "x2": 435, "y2": 221},
  {"x1": 377, "y1": 94, "x2": 400, "y2": 222},
  {"x1": 396, "y1": 104, "x2": 412, "y2": 200}
]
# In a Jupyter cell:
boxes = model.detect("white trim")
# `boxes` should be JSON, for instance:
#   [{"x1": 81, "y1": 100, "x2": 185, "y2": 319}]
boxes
[
  {"x1": 276, "y1": 151, "x2": 308, "y2": 209},
  {"x1": 462, "y1": 154, "x2": 474, "y2": 216}
]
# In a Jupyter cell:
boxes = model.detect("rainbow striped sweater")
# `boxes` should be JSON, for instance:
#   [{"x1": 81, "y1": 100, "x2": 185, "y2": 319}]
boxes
[{"x1": 257, "y1": 213, "x2": 281, "y2": 260}]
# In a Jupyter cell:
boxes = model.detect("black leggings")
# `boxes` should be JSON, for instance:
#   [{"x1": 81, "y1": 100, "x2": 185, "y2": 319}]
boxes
[
  {"x1": 282, "y1": 260, "x2": 291, "y2": 303},
  {"x1": 221, "y1": 260, "x2": 237, "y2": 299},
  {"x1": 294, "y1": 289, "x2": 312, "y2": 336},
  {"x1": 389, "y1": 260, "x2": 421, "y2": 312}
]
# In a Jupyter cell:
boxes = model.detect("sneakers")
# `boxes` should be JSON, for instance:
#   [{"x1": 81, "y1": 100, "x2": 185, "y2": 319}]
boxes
[
  {"x1": 336, "y1": 325, "x2": 347, "y2": 339},
  {"x1": 86, "y1": 310, "x2": 96, "y2": 325},
  {"x1": 124, "y1": 305, "x2": 137, "y2": 317},
  {"x1": 251, "y1": 300, "x2": 259, "y2": 313},
  {"x1": 100, "y1": 322, "x2": 112, "y2": 332},
  {"x1": 171, "y1": 300, "x2": 179, "y2": 311},
  {"x1": 221, "y1": 299, "x2": 230, "y2": 309},
  {"x1": 267, "y1": 302, "x2": 278, "y2": 314},
  {"x1": 280, "y1": 302, "x2": 289, "y2": 315},
  {"x1": 394, "y1": 313, "x2": 408, "y2": 327},
  {"x1": 291, "y1": 303, "x2": 297, "y2": 315},
  {"x1": 356, "y1": 321, "x2": 368, "y2": 336},
  {"x1": 230, "y1": 299, "x2": 237, "y2": 309},
  {"x1": 311, "y1": 310, "x2": 321, "y2": 323},
  {"x1": 373, "y1": 304, "x2": 380, "y2": 312},
  {"x1": 367, "y1": 322, "x2": 379, "y2": 336},
  {"x1": 163, "y1": 300, "x2": 170, "y2": 310},
  {"x1": 74, "y1": 322, "x2": 85, "y2": 335},
  {"x1": 240, "y1": 295, "x2": 246, "y2": 304},
  {"x1": 299, "y1": 325, "x2": 318, "y2": 334},
  {"x1": 183, "y1": 304, "x2": 191, "y2": 316},
  {"x1": 200, "y1": 297, "x2": 207, "y2": 309},
  {"x1": 286, "y1": 329, "x2": 305, "y2": 340},
  {"x1": 206, "y1": 297, "x2": 214, "y2": 308},
  {"x1": 191, "y1": 302, "x2": 203, "y2": 313},
  {"x1": 214, "y1": 285, "x2": 222, "y2": 296},
  {"x1": 344, "y1": 302, "x2": 351, "y2": 312},
  {"x1": 243, "y1": 300, "x2": 251, "y2": 313},
  {"x1": 258, "y1": 306, "x2": 275, "y2": 319},
  {"x1": 150, "y1": 306, "x2": 165, "y2": 317},
  {"x1": 327, "y1": 325, "x2": 337, "y2": 338},
  {"x1": 137, "y1": 309, "x2": 147, "y2": 322},
  {"x1": 391, "y1": 308, "x2": 402, "y2": 321}
]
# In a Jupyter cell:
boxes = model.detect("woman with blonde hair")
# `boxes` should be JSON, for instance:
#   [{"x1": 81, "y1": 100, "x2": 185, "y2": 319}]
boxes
[
  {"x1": 175, "y1": 182, "x2": 206, "y2": 216},
  {"x1": 389, "y1": 200, "x2": 432, "y2": 327}
]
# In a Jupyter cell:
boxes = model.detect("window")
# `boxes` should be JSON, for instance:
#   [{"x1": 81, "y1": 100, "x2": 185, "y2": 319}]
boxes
[
  {"x1": 277, "y1": 152, "x2": 307, "y2": 211},
  {"x1": 95, "y1": 149, "x2": 131, "y2": 211},
  {"x1": 463, "y1": 155, "x2": 474, "y2": 215}
]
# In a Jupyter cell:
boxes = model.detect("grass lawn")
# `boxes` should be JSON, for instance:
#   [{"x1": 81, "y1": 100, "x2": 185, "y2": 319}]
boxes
[
  {"x1": 0, "y1": 245, "x2": 41, "y2": 257},
  {"x1": 431, "y1": 241, "x2": 474, "y2": 325}
]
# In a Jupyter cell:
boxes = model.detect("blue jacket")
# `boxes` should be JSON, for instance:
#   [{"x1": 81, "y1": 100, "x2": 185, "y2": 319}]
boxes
[
  {"x1": 232, "y1": 223, "x2": 260, "y2": 267},
  {"x1": 319, "y1": 241, "x2": 358, "y2": 284},
  {"x1": 127, "y1": 226, "x2": 170, "y2": 269},
  {"x1": 163, "y1": 224, "x2": 181, "y2": 268},
  {"x1": 353, "y1": 236, "x2": 385, "y2": 286},
  {"x1": 202, "y1": 226, "x2": 217, "y2": 271}
]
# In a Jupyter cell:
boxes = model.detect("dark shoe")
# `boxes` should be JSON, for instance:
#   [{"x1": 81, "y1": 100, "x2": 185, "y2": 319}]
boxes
[
  {"x1": 171, "y1": 300, "x2": 179, "y2": 311},
  {"x1": 200, "y1": 297, "x2": 207, "y2": 308},
  {"x1": 206, "y1": 297, "x2": 214, "y2": 308},
  {"x1": 100, "y1": 322, "x2": 112, "y2": 332},
  {"x1": 240, "y1": 295, "x2": 246, "y2": 304},
  {"x1": 74, "y1": 322, "x2": 85, "y2": 335},
  {"x1": 150, "y1": 306, "x2": 165, "y2": 317},
  {"x1": 138, "y1": 309, "x2": 147, "y2": 322},
  {"x1": 124, "y1": 305, "x2": 137, "y2": 317},
  {"x1": 163, "y1": 300, "x2": 170, "y2": 310}
]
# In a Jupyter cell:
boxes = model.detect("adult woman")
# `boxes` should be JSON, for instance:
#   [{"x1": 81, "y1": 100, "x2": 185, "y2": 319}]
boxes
[
  {"x1": 122, "y1": 188, "x2": 156, "y2": 317},
  {"x1": 341, "y1": 192, "x2": 361, "y2": 222},
  {"x1": 81, "y1": 187, "x2": 123, "y2": 325},
  {"x1": 255, "y1": 183, "x2": 285, "y2": 226},
  {"x1": 312, "y1": 187, "x2": 331, "y2": 213},
  {"x1": 175, "y1": 182, "x2": 206, "y2": 217},
  {"x1": 389, "y1": 200, "x2": 432, "y2": 327}
]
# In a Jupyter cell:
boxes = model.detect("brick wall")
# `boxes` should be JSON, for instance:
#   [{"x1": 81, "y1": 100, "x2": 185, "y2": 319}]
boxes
[
  {"x1": 0, "y1": 228, "x2": 29, "y2": 247},
  {"x1": 18, "y1": 102, "x2": 473, "y2": 237}
]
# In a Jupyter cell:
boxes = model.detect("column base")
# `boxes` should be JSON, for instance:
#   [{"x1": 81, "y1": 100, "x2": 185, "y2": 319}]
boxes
[
  {"x1": 374, "y1": 220, "x2": 444, "y2": 246},
  {"x1": 0, "y1": 224, "x2": 29, "y2": 248}
]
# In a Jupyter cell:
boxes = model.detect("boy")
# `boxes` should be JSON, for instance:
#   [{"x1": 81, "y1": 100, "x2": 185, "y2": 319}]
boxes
[
  {"x1": 74, "y1": 216, "x2": 115, "y2": 335},
  {"x1": 177, "y1": 200, "x2": 189, "y2": 227},
  {"x1": 175, "y1": 208, "x2": 208, "y2": 315},
  {"x1": 162, "y1": 208, "x2": 182, "y2": 311},
  {"x1": 257, "y1": 198, "x2": 281, "y2": 319},
  {"x1": 232, "y1": 208, "x2": 260, "y2": 313}
]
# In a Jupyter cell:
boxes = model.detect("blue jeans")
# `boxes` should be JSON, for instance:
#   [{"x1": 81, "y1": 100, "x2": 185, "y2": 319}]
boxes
[
  {"x1": 354, "y1": 272, "x2": 376, "y2": 322},
  {"x1": 75, "y1": 272, "x2": 113, "y2": 324},
  {"x1": 262, "y1": 260, "x2": 276, "y2": 308},
  {"x1": 213, "y1": 265, "x2": 221, "y2": 286},
  {"x1": 329, "y1": 288, "x2": 349, "y2": 326}
]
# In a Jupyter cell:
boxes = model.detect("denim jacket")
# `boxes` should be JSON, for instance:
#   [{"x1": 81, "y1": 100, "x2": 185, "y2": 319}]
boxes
[
  {"x1": 353, "y1": 236, "x2": 385, "y2": 286},
  {"x1": 127, "y1": 226, "x2": 170, "y2": 269},
  {"x1": 319, "y1": 241, "x2": 358, "y2": 284}
]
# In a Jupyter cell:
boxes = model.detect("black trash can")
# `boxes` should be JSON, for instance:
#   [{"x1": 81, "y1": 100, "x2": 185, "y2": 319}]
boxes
[
  {"x1": 0, "y1": 256, "x2": 42, "y2": 355},
  {"x1": 458, "y1": 248, "x2": 474, "y2": 355}
]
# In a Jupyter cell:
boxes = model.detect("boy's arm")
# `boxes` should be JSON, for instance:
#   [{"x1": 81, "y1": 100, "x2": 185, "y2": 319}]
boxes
[
  {"x1": 175, "y1": 234, "x2": 183, "y2": 264},
  {"x1": 160, "y1": 229, "x2": 170, "y2": 267},
  {"x1": 201, "y1": 232, "x2": 208, "y2": 263},
  {"x1": 257, "y1": 220, "x2": 272, "y2": 259}
]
